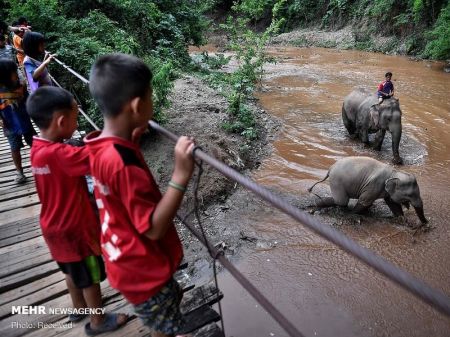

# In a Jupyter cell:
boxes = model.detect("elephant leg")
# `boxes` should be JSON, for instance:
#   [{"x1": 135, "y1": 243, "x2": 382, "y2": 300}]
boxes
[
  {"x1": 392, "y1": 154, "x2": 403, "y2": 165},
  {"x1": 360, "y1": 129, "x2": 369, "y2": 145},
  {"x1": 314, "y1": 197, "x2": 337, "y2": 208},
  {"x1": 330, "y1": 183, "x2": 350, "y2": 207},
  {"x1": 352, "y1": 191, "x2": 376, "y2": 214},
  {"x1": 391, "y1": 127, "x2": 402, "y2": 164},
  {"x1": 384, "y1": 196, "x2": 404, "y2": 217},
  {"x1": 342, "y1": 108, "x2": 356, "y2": 135},
  {"x1": 352, "y1": 201, "x2": 371, "y2": 214},
  {"x1": 373, "y1": 129, "x2": 386, "y2": 151}
]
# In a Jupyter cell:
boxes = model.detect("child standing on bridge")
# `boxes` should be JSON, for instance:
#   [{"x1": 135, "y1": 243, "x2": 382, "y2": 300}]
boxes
[
  {"x1": 12, "y1": 23, "x2": 25, "y2": 67},
  {"x1": 22, "y1": 32, "x2": 53, "y2": 92},
  {"x1": 86, "y1": 53, "x2": 195, "y2": 337},
  {"x1": 0, "y1": 59, "x2": 35, "y2": 183},
  {"x1": 27, "y1": 86, "x2": 128, "y2": 335}
]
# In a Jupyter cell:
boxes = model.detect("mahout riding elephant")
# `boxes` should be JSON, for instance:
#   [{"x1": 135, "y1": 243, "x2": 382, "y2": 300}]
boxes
[
  {"x1": 308, "y1": 156, "x2": 428, "y2": 224},
  {"x1": 342, "y1": 89, "x2": 402, "y2": 164}
]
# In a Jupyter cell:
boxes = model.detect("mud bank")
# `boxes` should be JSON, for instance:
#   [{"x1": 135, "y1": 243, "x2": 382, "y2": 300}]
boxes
[
  {"x1": 271, "y1": 26, "x2": 414, "y2": 57},
  {"x1": 140, "y1": 75, "x2": 280, "y2": 281}
]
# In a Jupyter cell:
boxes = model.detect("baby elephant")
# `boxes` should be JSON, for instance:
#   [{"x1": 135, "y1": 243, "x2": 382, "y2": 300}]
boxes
[{"x1": 308, "y1": 156, "x2": 428, "y2": 224}]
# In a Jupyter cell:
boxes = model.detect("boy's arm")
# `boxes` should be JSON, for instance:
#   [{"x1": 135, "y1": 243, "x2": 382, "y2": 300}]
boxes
[
  {"x1": 144, "y1": 178, "x2": 189, "y2": 240},
  {"x1": 54, "y1": 144, "x2": 90, "y2": 177},
  {"x1": 144, "y1": 136, "x2": 195, "y2": 240},
  {"x1": 30, "y1": 56, "x2": 53, "y2": 80}
]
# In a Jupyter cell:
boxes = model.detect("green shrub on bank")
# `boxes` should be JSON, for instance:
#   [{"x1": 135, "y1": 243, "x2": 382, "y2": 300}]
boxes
[
  {"x1": 4, "y1": 0, "x2": 209, "y2": 129},
  {"x1": 209, "y1": 0, "x2": 449, "y2": 59},
  {"x1": 423, "y1": 3, "x2": 450, "y2": 60},
  {"x1": 218, "y1": 0, "x2": 285, "y2": 139}
]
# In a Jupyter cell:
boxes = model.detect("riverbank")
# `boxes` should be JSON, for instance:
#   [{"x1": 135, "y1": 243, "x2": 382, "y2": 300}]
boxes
[
  {"x1": 273, "y1": 26, "x2": 450, "y2": 71},
  {"x1": 140, "y1": 74, "x2": 281, "y2": 281},
  {"x1": 207, "y1": 25, "x2": 450, "y2": 72}
]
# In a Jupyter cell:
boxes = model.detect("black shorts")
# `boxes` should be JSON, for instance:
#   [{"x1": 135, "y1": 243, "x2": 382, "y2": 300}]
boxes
[
  {"x1": 6, "y1": 131, "x2": 34, "y2": 152},
  {"x1": 57, "y1": 255, "x2": 106, "y2": 289}
]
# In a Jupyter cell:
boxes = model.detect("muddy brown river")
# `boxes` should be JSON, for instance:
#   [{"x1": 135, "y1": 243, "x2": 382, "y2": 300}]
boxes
[{"x1": 215, "y1": 47, "x2": 450, "y2": 337}]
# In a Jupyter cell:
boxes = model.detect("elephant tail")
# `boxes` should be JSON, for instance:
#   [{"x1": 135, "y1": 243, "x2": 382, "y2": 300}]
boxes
[{"x1": 308, "y1": 171, "x2": 330, "y2": 193}]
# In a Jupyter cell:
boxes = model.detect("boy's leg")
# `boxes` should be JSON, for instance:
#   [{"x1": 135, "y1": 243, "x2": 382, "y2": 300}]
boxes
[
  {"x1": 134, "y1": 279, "x2": 185, "y2": 337},
  {"x1": 65, "y1": 274, "x2": 88, "y2": 309},
  {"x1": 11, "y1": 150, "x2": 23, "y2": 173},
  {"x1": 7, "y1": 134, "x2": 26, "y2": 183},
  {"x1": 82, "y1": 283, "x2": 104, "y2": 326},
  {"x1": 81, "y1": 256, "x2": 127, "y2": 331},
  {"x1": 82, "y1": 283, "x2": 127, "y2": 327}
]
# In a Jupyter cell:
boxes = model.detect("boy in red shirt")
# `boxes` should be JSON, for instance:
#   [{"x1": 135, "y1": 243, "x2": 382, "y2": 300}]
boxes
[
  {"x1": 27, "y1": 86, "x2": 127, "y2": 335},
  {"x1": 377, "y1": 71, "x2": 394, "y2": 104},
  {"x1": 86, "y1": 53, "x2": 195, "y2": 337}
]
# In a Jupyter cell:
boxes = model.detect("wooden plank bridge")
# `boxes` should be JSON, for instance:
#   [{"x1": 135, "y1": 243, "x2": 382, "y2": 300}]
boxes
[{"x1": 0, "y1": 127, "x2": 224, "y2": 337}]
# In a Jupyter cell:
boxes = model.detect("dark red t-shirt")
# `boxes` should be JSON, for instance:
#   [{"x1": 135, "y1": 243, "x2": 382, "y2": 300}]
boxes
[
  {"x1": 84, "y1": 132, "x2": 183, "y2": 305},
  {"x1": 30, "y1": 137, "x2": 101, "y2": 263}
]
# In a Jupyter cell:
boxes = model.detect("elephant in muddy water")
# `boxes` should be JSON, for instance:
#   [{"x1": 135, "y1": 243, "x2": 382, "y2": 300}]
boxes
[
  {"x1": 342, "y1": 89, "x2": 402, "y2": 164},
  {"x1": 308, "y1": 156, "x2": 428, "y2": 224}
]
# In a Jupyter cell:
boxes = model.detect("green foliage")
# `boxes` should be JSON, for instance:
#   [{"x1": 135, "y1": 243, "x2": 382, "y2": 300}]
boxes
[
  {"x1": 233, "y1": 0, "x2": 274, "y2": 22},
  {"x1": 198, "y1": 52, "x2": 232, "y2": 70},
  {"x1": 368, "y1": 0, "x2": 395, "y2": 18},
  {"x1": 4, "y1": 0, "x2": 209, "y2": 129},
  {"x1": 321, "y1": 0, "x2": 351, "y2": 27},
  {"x1": 423, "y1": 2, "x2": 450, "y2": 59},
  {"x1": 57, "y1": 11, "x2": 139, "y2": 75},
  {"x1": 216, "y1": 0, "x2": 285, "y2": 139},
  {"x1": 144, "y1": 56, "x2": 176, "y2": 122}
]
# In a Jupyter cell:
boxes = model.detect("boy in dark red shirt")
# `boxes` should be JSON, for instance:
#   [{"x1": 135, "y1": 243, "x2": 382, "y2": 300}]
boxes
[
  {"x1": 377, "y1": 71, "x2": 394, "y2": 103},
  {"x1": 86, "y1": 53, "x2": 195, "y2": 337},
  {"x1": 27, "y1": 87, "x2": 127, "y2": 335}
]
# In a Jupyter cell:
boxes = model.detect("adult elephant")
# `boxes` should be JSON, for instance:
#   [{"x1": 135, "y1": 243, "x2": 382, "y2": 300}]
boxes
[
  {"x1": 308, "y1": 156, "x2": 428, "y2": 224},
  {"x1": 342, "y1": 89, "x2": 402, "y2": 164}
]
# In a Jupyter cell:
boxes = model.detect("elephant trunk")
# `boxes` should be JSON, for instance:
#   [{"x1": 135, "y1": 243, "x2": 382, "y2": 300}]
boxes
[
  {"x1": 413, "y1": 205, "x2": 428, "y2": 224},
  {"x1": 391, "y1": 125, "x2": 402, "y2": 163}
]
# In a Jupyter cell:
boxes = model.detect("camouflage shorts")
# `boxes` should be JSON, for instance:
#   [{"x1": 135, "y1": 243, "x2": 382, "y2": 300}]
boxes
[{"x1": 133, "y1": 278, "x2": 184, "y2": 335}]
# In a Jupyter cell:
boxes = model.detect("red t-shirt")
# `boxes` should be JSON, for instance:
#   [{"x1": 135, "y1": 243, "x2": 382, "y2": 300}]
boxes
[
  {"x1": 30, "y1": 137, "x2": 101, "y2": 263},
  {"x1": 84, "y1": 132, "x2": 183, "y2": 305}
]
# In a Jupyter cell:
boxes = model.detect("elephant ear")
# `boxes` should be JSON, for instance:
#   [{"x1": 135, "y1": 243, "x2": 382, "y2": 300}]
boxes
[
  {"x1": 385, "y1": 177, "x2": 399, "y2": 195},
  {"x1": 370, "y1": 104, "x2": 380, "y2": 128}
]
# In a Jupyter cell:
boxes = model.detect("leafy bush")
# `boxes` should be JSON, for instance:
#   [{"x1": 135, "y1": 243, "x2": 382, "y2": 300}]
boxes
[
  {"x1": 210, "y1": 0, "x2": 447, "y2": 59},
  {"x1": 216, "y1": 0, "x2": 285, "y2": 139},
  {"x1": 423, "y1": 3, "x2": 450, "y2": 59},
  {"x1": 4, "y1": 0, "x2": 209, "y2": 128}
]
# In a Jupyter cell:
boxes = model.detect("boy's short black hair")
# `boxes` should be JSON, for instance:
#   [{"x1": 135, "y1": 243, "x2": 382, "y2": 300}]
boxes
[
  {"x1": 0, "y1": 34, "x2": 5, "y2": 42},
  {"x1": 89, "y1": 53, "x2": 152, "y2": 117},
  {"x1": 0, "y1": 59, "x2": 18, "y2": 89},
  {"x1": 18, "y1": 17, "x2": 28, "y2": 25},
  {"x1": 22, "y1": 31, "x2": 45, "y2": 59},
  {"x1": 385, "y1": 72, "x2": 393, "y2": 77},
  {"x1": 27, "y1": 87, "x2": 74, "y2": 130}
]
